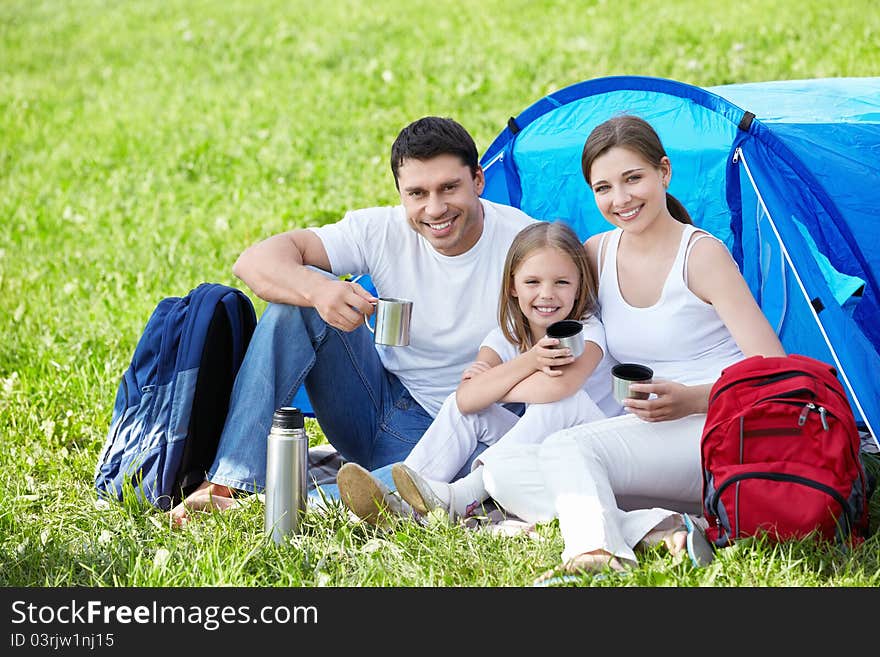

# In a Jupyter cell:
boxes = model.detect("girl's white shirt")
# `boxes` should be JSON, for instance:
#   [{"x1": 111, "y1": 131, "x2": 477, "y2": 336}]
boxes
[{"x1": 480, "y1": 314, "x2": 622, "y2": 418}]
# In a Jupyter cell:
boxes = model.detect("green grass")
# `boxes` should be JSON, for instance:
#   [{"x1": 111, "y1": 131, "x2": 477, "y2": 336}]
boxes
[{"x1": 2, "y1": 0, "x2": 879, "y2": 587}]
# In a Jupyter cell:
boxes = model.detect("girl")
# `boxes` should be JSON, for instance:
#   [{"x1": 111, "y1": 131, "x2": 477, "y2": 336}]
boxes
[
  {"x1": 337, "y1": 221, "x2": 621, "y2": 525},
  {"x1": 476, "y1": 115, "x2": 786, "y2": 579}
]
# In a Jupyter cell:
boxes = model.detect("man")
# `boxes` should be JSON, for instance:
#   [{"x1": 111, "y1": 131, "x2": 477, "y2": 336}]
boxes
[{"x1": 171, "y1": 116, "x2": 536, "y2": 523}]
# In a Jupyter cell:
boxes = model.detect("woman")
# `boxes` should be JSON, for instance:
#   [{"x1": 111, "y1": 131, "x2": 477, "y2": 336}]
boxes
[{"x1": 469, "y1": 114, "x2": 786, "y2": 577}]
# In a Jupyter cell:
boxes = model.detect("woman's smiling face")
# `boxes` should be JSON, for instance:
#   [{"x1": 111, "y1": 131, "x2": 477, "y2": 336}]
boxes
[{"x1": 588, "y1": 146, "x2": 671, "y2": 233}]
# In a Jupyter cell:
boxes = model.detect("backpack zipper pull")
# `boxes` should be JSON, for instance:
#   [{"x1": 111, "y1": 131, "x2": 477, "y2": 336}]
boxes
[
  {"x1": 818, "y1": 406, "x2": 829, "y2": 430},
  {"x1": 798, "y1": 403, "x2": 814, "y2": 426}
]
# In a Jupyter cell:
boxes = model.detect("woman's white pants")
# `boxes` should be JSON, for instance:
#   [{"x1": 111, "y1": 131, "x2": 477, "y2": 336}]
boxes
[
  {"x1": 480, "y1": 413, "x2": 705, "y2": 565},
  {"x1": 403, "y1": 390, "x2": 605, "y2": 483}
]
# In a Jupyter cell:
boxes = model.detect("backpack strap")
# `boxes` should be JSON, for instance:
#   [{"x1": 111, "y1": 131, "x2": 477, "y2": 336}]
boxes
[{"x1": 221, "y1": 289, "x2": 257, "y2": 377}]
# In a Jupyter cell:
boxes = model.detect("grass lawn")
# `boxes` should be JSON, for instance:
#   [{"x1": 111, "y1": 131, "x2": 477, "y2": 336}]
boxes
[{"x1": 2, "y1": 0, "x2": 879, "y2": 587}]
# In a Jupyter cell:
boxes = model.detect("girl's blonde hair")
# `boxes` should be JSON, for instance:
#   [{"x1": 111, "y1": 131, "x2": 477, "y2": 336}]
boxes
[{"x1": 499, "y1": 221, "x2": 598, "y2": 352}]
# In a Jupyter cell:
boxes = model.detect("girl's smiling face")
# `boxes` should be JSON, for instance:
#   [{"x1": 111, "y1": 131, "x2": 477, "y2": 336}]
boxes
[{"x1": 511, "y1": 246, "x2": 580, "y2": 340}]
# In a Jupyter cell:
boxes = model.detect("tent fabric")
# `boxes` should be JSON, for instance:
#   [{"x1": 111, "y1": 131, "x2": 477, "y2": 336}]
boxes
[{"x1": 479, "y1": 76, "x2": 880, "y2": 447}]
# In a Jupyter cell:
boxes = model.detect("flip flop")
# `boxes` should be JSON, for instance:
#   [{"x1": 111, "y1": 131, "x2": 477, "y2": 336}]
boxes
[
  {"x1": 683, "y1": 513, "x2": 715, "y2": 567},
  {"x1": 532, "y1": 574, "x2": 581, "y2": 587}
]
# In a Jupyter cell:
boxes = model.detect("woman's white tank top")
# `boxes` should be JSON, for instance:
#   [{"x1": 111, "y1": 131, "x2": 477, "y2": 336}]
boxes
[{"x1": 597, "y1": 225, "x2": 744, "y2": 386}]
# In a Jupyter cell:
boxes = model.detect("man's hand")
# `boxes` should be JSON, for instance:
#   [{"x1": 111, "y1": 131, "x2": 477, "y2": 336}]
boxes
[
  {"x1": 622, "y1": 380, "x2": 705, "y2": 422},
  {"x1": 311, "y1": 278, "x2": 377, "y2": 332}
]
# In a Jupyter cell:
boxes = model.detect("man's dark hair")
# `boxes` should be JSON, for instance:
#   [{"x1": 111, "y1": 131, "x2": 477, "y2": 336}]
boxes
[{"x1": 390, "y1": 116, "x2": 479, "y2": 189}]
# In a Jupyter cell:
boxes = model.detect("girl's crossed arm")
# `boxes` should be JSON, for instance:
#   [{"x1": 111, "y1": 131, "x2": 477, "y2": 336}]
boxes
[
  {"x1": 455, "y1": 346, "x2": 536, "y2": 414},
  {"x1": 455, "y1": 339, "x2": 604, "y2": 414},
  {"x1": 501, "y1": 339, "x2": 603, "y2": 405}
]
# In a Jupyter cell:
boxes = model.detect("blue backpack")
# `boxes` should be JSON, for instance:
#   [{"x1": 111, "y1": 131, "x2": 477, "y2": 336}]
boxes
[{"x1": 95, "y1": 283, "x2": 257, "y2": 510}]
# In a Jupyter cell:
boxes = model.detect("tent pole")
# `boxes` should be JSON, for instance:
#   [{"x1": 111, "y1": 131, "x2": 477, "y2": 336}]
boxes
[{"x1": 736, "y1": 148, "x2": 879, "y2": 448}]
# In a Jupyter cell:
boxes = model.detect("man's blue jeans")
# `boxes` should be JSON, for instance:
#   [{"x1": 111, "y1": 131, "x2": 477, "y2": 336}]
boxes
[{"x1": 207, "y1": 301, "x2": 435, "y2": 494}]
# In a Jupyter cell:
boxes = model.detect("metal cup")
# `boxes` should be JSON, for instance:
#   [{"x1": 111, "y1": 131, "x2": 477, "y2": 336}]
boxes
[
  {"x1": 545, "y1": 319, "x2": 585, "y2": 358},
  {"x1": 364, "y1": 297, "x2": 413, "y2": 346},
  {"x1": 611, "y1": 363, "x2": 654, "y2": 404}
]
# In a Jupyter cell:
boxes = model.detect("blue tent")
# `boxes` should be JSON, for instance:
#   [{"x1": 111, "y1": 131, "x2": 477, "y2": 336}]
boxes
[{"x1": 479, "y1": 75, "x2": 880, "y2": 447}]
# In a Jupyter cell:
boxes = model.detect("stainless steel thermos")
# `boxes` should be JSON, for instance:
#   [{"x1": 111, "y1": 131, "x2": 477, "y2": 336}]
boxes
[{"x1": 264, "y1": 406, "x2": 308, "y2": 543}]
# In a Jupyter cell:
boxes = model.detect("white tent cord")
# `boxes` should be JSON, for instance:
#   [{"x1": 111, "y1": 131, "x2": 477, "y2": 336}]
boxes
[{"x1": 736, "y1": 147, "x2": 878, "y2": 444}]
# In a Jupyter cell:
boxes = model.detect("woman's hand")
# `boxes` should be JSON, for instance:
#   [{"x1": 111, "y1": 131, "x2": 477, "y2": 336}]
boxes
[
  {"x1": 530, "y1": 336, "x2": 573, "y2": 377},
  {"x1": 622, "y1": 380, "x2": 710, "y2": 422}
]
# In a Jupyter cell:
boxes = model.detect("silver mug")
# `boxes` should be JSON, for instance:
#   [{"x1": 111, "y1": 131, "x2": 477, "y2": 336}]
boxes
[
  {"x1": 545, "y1": 319, "x2": 585, "y2": 359},
  {"x1": 611, "y1": 363, "x2": 654, "y2": 404},
  {"x1": 365, "y1": 297, "x2": 413, "y2": 346}
]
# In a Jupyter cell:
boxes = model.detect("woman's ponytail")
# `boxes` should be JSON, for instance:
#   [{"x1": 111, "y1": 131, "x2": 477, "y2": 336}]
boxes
[{"x1": 666, "y1": 192, "x2": 693, "y2": 225}]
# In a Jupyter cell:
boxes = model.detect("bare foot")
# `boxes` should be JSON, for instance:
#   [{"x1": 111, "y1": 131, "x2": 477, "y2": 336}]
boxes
[
  {"x1": 169, "y1": 481, "x2": 239, "y2": 526},
  {"x1": 563, "y1": 550, "x2": 628, "y2": 573},
  {"x1": 534, "y1": 550, "x2": 627, "y2": 584},
  {"x1": 669, "y1": 529, "x2": 688, "y2": 557},
  {"x1": 640, "y1": 515, "x2": 688, "y2": 555},
  {"x1": 641, "y1": 527, "x2": 688, "y2": 555}
]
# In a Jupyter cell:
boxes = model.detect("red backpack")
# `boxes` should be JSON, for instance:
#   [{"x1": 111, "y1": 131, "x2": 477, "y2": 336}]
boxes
[{"x1": 701, "y1": 354, "x2": 870, "y2": 547}]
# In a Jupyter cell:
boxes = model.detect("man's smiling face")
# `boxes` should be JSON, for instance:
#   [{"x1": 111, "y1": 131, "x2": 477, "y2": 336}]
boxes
[{"x1": 397, "y1": 154, "x2": 485, "y2": 256}]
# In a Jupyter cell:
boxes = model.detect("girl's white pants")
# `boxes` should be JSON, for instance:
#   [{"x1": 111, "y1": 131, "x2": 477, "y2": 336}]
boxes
[
  {"x1": 403, "y1": 390, "x2": 605, "y2": 483},
  {"x1": 480, "y1": 413, "x2": 706, "y2": 565}
]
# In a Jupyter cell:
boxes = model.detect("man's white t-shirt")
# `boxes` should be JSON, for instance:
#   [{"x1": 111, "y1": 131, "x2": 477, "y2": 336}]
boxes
[
  {"x1": 309, "y1": 198, "x2": 536, "y2": 417},
  {"x1": 480, "y1": 316, "x2": 623, "y2": 418}
]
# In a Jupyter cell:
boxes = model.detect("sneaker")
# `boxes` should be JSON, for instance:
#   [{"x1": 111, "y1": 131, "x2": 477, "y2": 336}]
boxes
[
  {"x1": 391, "y1": 463, "x2": 454, "y2": 519},
  {"x1": 336, "y1": 463, "x2": 407, "y2": 528}
]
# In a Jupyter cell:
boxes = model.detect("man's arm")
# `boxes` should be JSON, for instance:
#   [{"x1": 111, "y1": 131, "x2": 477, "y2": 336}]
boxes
[
  {"x1": 233, "y1": 228, "x2": 376, "y2": 332},
  {"x1": 233, "y1": 229, "x2": 330, "y2": 305}
]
